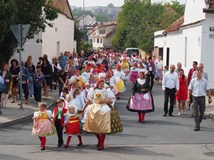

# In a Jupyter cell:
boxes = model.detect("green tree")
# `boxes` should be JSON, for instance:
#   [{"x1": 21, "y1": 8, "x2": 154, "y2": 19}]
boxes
[
  {"x1": 113, "y1": 0, "x2": 185, "y2": 52},
  {"x1": 73, "y1": 8, "x2": 94, "y2": 18},
  {"x1": 0, "y1": 0, "x2": 58, "y2": 64},
  {"x1": 95, "y1": 13, "x2": 111, "y2": 22},
  {"x1": 107, "y1": 3, "x2": 115, "y2": 8},
  {"x1": 74, "y1": 23, "x2": 91, "y2": 54}
]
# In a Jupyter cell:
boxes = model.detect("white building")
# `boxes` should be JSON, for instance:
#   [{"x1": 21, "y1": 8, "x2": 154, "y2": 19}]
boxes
[
  {"x1": 88, "y1": 21, "x2": 117, "y2": 50},
  {"x1": 154, "y1": 0, "x2": 214, "y2": 88},
  {"x1": 12, "y1": 0, "x2": 76, "y2": 65},
  {"x1": 76, "y1": 15, "x2": 96, "y2": 29}
]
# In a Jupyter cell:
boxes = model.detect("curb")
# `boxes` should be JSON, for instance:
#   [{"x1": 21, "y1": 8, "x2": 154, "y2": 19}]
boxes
[{"x1": 0, "y1": 101, "x2": 55, "y2": 128}]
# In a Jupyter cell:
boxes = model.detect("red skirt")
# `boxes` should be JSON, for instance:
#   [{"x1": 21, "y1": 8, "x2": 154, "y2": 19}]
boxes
[{"x1": 66, "y1": 121, "x2": 81, "y2": 135}]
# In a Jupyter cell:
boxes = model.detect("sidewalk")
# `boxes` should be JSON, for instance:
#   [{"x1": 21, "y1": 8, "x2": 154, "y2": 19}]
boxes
[{"x1": 0, "y1": 90, "x2": 58, "y2": 128}]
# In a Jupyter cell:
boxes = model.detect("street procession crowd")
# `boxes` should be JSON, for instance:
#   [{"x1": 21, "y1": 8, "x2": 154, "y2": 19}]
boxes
[{"x1": 0, "y1": 49, "x2": 212, "y2": 151}]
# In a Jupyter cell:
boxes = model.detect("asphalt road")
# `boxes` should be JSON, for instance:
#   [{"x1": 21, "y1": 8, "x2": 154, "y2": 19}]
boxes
[{"x1": 0, "y1": 83, "x2": 214, "y2": 160}]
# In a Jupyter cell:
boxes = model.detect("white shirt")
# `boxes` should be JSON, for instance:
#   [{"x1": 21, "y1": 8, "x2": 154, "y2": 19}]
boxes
[
  {"x1": 162, "y1": 71, "x2": 179, "y2": 90},
  {"x1": 155, "y1": 60, "x2": 163, "y2": 70},
  {"x1": 113, "y1": 70, "x2": 125, "y2": 79},
  {"x1": 188, "y1": 77, "x2": 208, "y2": 97}
]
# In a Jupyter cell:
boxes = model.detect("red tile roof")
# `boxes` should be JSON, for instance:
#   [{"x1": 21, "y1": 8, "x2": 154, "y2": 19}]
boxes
[{"x1": 164, "y1": 16, "x2": 184, "y2": 33}]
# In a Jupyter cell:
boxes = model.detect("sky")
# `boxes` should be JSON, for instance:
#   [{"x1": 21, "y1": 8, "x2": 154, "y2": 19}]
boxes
[{"x1": 69, "y1": 0, "x2": 186, "y2": 7}]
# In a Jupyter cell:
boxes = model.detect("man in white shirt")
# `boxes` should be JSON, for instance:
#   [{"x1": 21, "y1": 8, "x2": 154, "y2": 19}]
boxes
[
  {"x1": 162, "y1": 64, "x2": 179, "y2": 117},
  {"x1": 188, "y1": 69, "x2": 212, "y2": 131}
]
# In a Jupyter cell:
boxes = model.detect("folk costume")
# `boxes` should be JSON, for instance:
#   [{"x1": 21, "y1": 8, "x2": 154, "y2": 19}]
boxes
[
  {"x1": 69, "y1": 70, "x2": 86, "y2": 88},
  {"x1": 127, "y1": 78, "x2": 155, "y2": 123},
  {"x1": 129, "y1": 63, "x2": 139, "y2": 82},
  {"x1": 64, "y1": 110, "x2": 83, "y2": 148},
  {"x1": 52, "y1": 98, "x2": 67, "y2": 147},
  {"x1": 32, "y1": 110, "x2": 55, "y2": 150},
  {"x1": 113, "y1": 65, "x2": 126, "y2": 99},
  {"x1": 83, "y1": 79, "x2": 123, "y2": 150}
]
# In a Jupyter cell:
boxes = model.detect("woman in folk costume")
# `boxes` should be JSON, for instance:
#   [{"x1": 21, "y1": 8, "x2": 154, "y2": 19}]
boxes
[
  {"x1": 129, "y1": 62, "x2": 139, "y2": 83},
  {"x1": 113, "y1": 64, "x2": 126, "y2": 99},
  {"x1": 64, "y1": 106, "x2": 83, "y2": 148},
  {"x1": 83, "y1": 78, "x2": 123, "y2": 150},
  {"x1": 127, "y1": 71, "x2": 155, "y2": 123},
  {"x1": 120, "y1": 56, "x2": 130, "y2": 82},
  {"x1": 32, "y1": 102, "x2": 55, "y2": 150}
]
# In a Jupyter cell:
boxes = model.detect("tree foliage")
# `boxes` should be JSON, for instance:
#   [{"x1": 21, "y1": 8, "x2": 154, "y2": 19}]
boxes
[
  {"x1": 113, "y1": 0, "x2": 185, "y2": 52},
  {"x1": 74, "y1": 23, "x2": 91, "y2": 54},
  {"x1": 0, "y1": 0, "x2": 58, "y2": 64}
]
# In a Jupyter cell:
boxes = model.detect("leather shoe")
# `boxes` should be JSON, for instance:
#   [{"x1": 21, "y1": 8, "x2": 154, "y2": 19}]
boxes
[
  {"x1": 194, "y1": 128, "x2": 200, "y2": 131},
  {"x1": 169, "y1": 114, "x2": 174, "y2": 117},
  {"x1": 163, "y1": 114, "x2": 167, "y2": 117}
]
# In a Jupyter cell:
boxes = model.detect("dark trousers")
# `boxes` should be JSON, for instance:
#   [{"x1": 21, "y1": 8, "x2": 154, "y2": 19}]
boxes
[
  {"x1": 34, "y1": 87, "x2": 42, "y2": 102},
  {"x1": 164, "y1": 88, "x2": 176, "y2": 115},
  {"x1": 58, "y1": 83, "x2": 63, "y2": 96},
  {"x1": 193, "y1": 96, "x2": 205, "y2": 128},
  {"x1": 147, "y1": 72, "x2": 154, "y2": 90},
  {"x1": 19, "y1": 83, "x2": 29, "y2": 100},
  {"x1": 55, "y1": 119, "x2": 64, "y2": 145}
]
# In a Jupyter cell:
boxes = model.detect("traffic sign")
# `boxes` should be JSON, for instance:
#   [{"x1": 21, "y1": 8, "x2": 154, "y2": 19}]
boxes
[{"x1": 10, "y1": 24, "x2": 30, "y2": 47}]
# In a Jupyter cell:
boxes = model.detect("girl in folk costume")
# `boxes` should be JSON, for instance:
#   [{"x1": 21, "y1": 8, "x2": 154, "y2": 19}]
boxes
[
  {"x1": 64, "y1": 105, "x2": 83, "y2": 148},
  {"x1": 129, "y1": 62, "x2": 139, "y2": 83},
  {"x1": 113, "y1": 64, "x2": 126, "y2": 99},
  {"x1": 0, "y1": 63, "x2": 12, "y2": 108},
  {"x1": 71, "y1": 87, "x2": 85, "y2": 114},
  {"x1": 81, "y1": 82, "x2": 91, "y2": 103},
  {"x1": 176, "y1": 69, "x2": 188, "y2": 115},
  {"x1": 69, "y1": 70, "x2": 86, "y2": 89},
  {"x1": 32, "y1": 103, "x2": 55, "y2": 150},
  {"x1": 52, "y1": 98, "x2": 67, "y2": 147},
  {"x1": 83, "y1": 78, "x2": 123, "y2": 151},
  {"x1": 127, "y1": 71, "x2": 155, "y2": 123}
]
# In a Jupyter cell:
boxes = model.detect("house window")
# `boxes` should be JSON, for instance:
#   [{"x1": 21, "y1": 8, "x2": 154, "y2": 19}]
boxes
[
  {"x1": 100, "y1": 38, "x2": 102, "y2": 43},
  {"x1": 99, "y1": 30, "x2": 105, "y2": 34},
  {"x1": 185, "y1": 37, "x2": 187, "y2": 67},
  {"x1": 97, "y1": 38, "x2": 99, "y2": 43}
]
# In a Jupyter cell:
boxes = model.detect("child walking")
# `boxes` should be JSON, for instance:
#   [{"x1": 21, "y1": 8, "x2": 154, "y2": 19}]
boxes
[
  {"x1": 32, "y1": 102, "x2": 55, "y2": 150},
  {"x1": 64, "y1": 106, "x2": 83, "y2": 148},
  {"x1": 52, "y1": 98, "x2": 67, "y2": 147}
]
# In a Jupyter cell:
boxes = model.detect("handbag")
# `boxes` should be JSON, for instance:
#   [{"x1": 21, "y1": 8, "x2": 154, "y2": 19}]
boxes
[{"x1": 108, "y1": 104, "x2": 123, "y2": 133}]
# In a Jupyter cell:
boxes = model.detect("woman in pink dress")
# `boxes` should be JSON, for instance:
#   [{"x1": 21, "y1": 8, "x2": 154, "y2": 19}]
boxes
[
  {"x1": 127, "y1": 71, "x2": 155, "y2": 123},
  {"x1": 176, "y1": 69, "x2": 188, "y2": 115}
]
